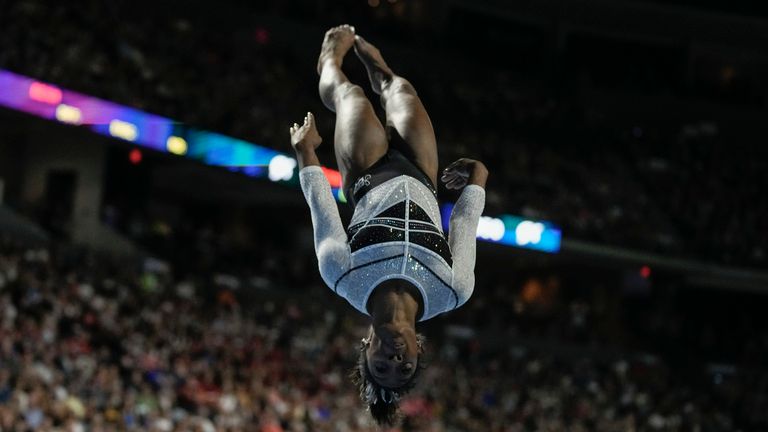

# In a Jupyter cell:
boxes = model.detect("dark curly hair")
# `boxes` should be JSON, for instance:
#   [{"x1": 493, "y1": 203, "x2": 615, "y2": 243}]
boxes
[{"x1": 350, "y1": 334, "x2": 427, "y2": 427}]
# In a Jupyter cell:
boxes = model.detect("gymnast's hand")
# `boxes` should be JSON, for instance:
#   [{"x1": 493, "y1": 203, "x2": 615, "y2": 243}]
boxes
[
  {"x1": 441, "y1": 158, "x2": 488, "y2": 189},
  {"x1": 290, "y1": 112, "x2": 322, "y2": 152}
]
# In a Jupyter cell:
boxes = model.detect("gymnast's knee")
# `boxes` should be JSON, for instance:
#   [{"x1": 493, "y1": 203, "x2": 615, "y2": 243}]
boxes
[
  {"x1": 334, "y1": 82, "x2": 366, "y2": 101},
  {"x1": 320, "y1": 81, "x2": 367, "y2": 111},
  {"x1": 382, "y1": 77, "x2": 417, "y2": 97}
]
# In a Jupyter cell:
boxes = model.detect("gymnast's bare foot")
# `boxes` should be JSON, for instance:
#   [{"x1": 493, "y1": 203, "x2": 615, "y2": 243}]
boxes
[
  {"x1": 353, "y1": 35, "x2": 394, "y2": 95},
  {"x1": 317, "y1": 25, "x2": 356, "y2": 75}
]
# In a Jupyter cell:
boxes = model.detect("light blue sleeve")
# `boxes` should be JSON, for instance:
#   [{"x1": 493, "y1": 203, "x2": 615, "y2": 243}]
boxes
[
  {"x1": 448, "y1": 185, "x2": 486, "y2": 307},
  {"x1": 299, "y1": 166, "x2": 351, "y2": 289}
]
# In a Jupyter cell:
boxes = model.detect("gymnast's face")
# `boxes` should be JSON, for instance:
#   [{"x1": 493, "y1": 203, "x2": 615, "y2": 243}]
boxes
[{"x1": 365, "y1": 325, "x2": 420, "y2": 388}]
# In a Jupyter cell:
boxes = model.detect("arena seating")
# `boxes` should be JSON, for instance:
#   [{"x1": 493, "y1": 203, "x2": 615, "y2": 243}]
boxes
[{"x1": 2, "y1": 0, "x2": 765, "y2": 267}]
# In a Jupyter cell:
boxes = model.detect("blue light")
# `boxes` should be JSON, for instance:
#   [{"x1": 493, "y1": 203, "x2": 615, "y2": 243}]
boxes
[
  {"x1": 441, "y1": 203, "x2": 560, "y2": 253},
  {"x1": 243, "y1": 166, "x2": 265, "y2": 177},
  {"x1": 0, "y1": 68, "x2": 563, "y2": 253}
]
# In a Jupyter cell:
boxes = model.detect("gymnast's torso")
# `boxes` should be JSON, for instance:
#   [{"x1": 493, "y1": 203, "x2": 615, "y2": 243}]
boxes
[{"x1": 300, "y1": 165, "x2": 485, "y2": 321}]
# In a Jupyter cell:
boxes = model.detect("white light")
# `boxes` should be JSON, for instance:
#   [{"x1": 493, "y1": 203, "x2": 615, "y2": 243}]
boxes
[
  {"x1": 55, "y1": 104, "x2": 82, "y2": 124},
  {"x1": 109, "y1": 119, "x2": 138, "y2": 141},
  {"x1": 476, "y1": 216, "x2": 505, "y2": 241},
  {"x1": 515, "y1": 220, "x2": 545, "y2": 246},
  {"x1": 268, "y1": 155, "x2": 297, "y2": 181}
]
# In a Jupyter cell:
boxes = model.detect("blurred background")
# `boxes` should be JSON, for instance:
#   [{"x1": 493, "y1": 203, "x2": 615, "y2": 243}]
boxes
[{"x1": 1, "y1": 0, "x2": 767, "y2": 430}]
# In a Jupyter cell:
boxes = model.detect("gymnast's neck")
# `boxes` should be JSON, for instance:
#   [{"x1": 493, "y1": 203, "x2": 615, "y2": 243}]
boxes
[{"x1": 367, "y1": 279, "x2": 423, "y2": 328}]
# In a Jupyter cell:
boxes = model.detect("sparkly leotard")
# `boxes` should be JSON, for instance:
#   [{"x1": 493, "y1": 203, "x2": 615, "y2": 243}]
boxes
[{"x1": 300, "y1": 166, "x2": 485, "y2": 321}]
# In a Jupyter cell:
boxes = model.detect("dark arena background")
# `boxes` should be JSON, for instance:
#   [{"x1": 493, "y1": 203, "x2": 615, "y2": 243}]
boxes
[{"x1": 1, "y1": 0, "x2": 768, "y2": 431}]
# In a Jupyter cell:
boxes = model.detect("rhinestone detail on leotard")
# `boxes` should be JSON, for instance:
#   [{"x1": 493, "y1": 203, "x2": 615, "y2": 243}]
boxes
[{"x1": 299, "y1": 168, "x2": 486, "y2": 321}]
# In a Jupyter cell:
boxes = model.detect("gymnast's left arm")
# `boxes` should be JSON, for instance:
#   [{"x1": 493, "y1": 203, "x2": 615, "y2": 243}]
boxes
[
  {"x1": 442, "y1": 159, "x2": 488, "y2": 307},
  {"x1": 291, "y1": 112, "x2": 351, "y2": 288}
]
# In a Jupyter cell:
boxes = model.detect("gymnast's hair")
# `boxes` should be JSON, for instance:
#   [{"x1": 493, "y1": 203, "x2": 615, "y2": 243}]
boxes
[{"x1": 350, "y1": 334, "x2": 427, "y2": 427}]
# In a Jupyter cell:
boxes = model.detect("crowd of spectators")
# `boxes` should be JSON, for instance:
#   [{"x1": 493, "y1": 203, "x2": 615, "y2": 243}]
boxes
[
  {"x1": 0, "y1": 0, "x2": 765, "y2": 267},
  {"x1": 625, "y1": 123, "x2": 767, "y2": 266},
  {"x1": 2, "y1": 2, "x2": 768, "y2": 430},
  {"x1": 2, "y1": 237, "x2": 768, "y2": 431}
]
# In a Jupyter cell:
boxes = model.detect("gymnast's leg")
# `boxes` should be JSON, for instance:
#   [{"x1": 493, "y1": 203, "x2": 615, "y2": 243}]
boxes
[
  {"x1": 353, "y1": 35, "x2": 438, "y2": 187},
  {"x1": 317, "y1": 25, "x2": 388, "y2": 189}
]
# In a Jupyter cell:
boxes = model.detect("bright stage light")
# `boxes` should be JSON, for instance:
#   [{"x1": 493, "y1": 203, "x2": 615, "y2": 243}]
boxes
[
  {"x1": 28, "y1": 82, "x2": 62, "y2": 105},
  {"x1": 109, "y1": 119, "x2": 138, "y2": 142},
  {"x1": 477, "y1": 216, "x2": 505, "y2": 241},
  {"x1": 321, "y1": 167, "x2": 342, "y2": 188},
  {"x1": 3, "y1": 70, "x2": 347, "y2": 195},
  {"x1": 268, "y1": 155, "x2": 297, "y2": 181},
  {"x1": 166, "y1": 136, "x2": 188, "y2": 155},
  {"x1": 55, "y1": 104, "x2": 82, "y2": 125},
  {"x1": 515, "y1": 220, "x2": 545, "y2": 246}
]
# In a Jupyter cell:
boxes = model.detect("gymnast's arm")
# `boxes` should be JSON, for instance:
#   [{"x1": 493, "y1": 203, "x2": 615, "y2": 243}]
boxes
[
  {"x1": 443, "y1": 159, "x2": 488, "y2": 307},
  {"x1": 291, "y1": 113, "x2": 351, "y2": 288}
]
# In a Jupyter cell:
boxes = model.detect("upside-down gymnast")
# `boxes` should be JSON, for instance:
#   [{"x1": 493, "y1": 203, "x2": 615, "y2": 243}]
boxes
[{"x1": 289, "y1": 25, "x2": 488, "y2": 426}]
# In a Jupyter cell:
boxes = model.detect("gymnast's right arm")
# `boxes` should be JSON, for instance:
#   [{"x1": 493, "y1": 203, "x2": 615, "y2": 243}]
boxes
[{"x1": 291, "y1": 112, "x2": 351, "y2": 288}]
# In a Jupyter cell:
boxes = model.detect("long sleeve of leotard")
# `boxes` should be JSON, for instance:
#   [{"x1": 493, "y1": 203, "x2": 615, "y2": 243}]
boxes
[
  {"x1": 448, "y1": 184, "x2": 486, "y2": 307},
  {"x1": 299, "y1": 166, "x2": 351, "y2": 289}
]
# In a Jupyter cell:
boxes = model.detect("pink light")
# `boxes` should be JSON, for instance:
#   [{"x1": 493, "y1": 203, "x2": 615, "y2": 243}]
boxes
[
  {"x1": 321, "y1": 167, "x2": 342, "y2": 188},
  {"x1": 255, "y1": 27, "x2": 270, "y2": 45},
  {"x1": 129, "y1": 149, "x2": 142, "y2": 165},
  {"x1": 640, "y1": 265, "x2": 651, "y2": 279},
  {"x1": 29, "y1": 82, "x2": 62, "y2": 105}
]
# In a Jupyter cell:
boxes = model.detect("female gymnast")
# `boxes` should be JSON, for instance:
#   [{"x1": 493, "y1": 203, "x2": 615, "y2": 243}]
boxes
[{"x1": 289, "y1": 25, "x2": 487, "y2": 426}]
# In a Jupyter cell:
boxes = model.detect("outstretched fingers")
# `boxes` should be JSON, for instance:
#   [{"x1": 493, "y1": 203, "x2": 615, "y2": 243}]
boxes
[
  {"x1": 290, "y1": 112, "x2": 313, "y2": 133},
  {"x1": 305, "y1": 111, "x2": 316, "y2": 128},
  {"x1": 290, "y1": 111, "x2": 322, "y2": 149}
]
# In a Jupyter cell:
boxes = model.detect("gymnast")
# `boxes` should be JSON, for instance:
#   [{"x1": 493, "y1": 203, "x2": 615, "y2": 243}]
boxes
[{"x1": 289, "y1": 25, "x2": 487, "y2": 426}]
